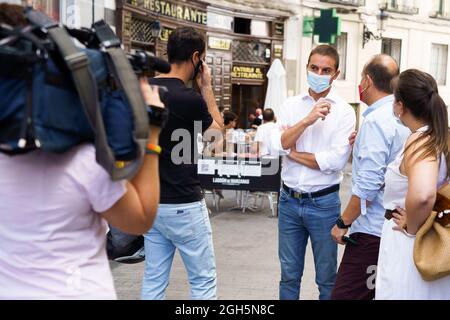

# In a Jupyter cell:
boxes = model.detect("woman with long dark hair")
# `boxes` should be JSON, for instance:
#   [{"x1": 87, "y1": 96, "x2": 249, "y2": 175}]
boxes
[{"x1": 376, "y1": 69, "x2": 450, "y2": 299}]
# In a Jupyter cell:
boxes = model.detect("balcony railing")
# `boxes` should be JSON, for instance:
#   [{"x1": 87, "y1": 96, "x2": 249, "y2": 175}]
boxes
[
  {"x1": 319, "y1": 0, "x2": 366, "y2": 7},
  {"x1": 430, "y1": 10, "x2": 450, "y2": 21},
  {"x1": 384, "y1": 2, "x2": 419, "y2": 15}
]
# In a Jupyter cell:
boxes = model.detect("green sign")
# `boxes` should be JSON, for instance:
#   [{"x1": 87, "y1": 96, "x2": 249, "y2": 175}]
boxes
[
  {"x1": 313, "y1": 9, "x2": 341, "y2": 44},
  {"x1": 303, "y1": 16, "x2": 314, "y2": 37}
]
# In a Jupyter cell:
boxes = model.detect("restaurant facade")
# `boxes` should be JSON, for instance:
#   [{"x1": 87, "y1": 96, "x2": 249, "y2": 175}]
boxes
[
  {"x1": 115, "y1": 0, "x2": 293, "y2": 128},
  {"x1": 10, "y1": 0, "x2": 299, "y2": 128}
]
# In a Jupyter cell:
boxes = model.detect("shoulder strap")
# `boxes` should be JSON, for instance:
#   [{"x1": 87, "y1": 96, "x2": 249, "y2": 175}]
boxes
[{"x1": 91, "y1": 21, "x2": 149, "y2": 180}]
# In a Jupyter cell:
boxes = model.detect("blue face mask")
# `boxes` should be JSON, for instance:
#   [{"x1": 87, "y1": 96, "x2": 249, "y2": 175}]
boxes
[{"x1": 307, "y1": 71, "x2": 333, "y2": 94}]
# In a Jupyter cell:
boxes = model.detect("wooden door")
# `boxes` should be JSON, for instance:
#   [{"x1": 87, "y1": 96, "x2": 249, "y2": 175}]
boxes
[{"x1": 205, "y1": 51, "x2": 232, "y2": 112}]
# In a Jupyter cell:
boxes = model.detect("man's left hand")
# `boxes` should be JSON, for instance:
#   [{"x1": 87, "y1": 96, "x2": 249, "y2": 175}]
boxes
[
  {"x1": 331, "y1": 225, "x2": 348, "y2": 245},
  {"x1": 348, "y1": 131, "x2": 357, "y2": 147}
]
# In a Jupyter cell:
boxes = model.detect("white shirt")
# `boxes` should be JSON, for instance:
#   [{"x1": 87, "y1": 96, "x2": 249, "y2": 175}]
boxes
[
  {"x1": 0, "y1": 144, "x2": 126, "y2": 299},
  {"x1": 275, "y1": 89, "x2": 356, "y2": 192},
  {"x1": 255, "y1": 122, "x2": 278, "y2": 156}
]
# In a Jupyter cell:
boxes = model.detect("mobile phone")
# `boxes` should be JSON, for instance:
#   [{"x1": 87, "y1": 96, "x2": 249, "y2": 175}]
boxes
[
  {"x1": 196, "y1": 58, "x2": 204, "y2": 74},
  {"x1": 342, "y1": 236, "x2": 358, "y2": 246}
]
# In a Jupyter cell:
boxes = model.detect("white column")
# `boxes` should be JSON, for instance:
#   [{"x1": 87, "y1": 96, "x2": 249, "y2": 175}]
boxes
[{"x1": 284, "y1": 14, "x2": 303, "y2": 97}]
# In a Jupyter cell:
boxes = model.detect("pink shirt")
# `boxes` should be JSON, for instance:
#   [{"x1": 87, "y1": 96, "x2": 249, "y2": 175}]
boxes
[{"x1": 0, "y1": 144, "x2": 126, "y2": 299}]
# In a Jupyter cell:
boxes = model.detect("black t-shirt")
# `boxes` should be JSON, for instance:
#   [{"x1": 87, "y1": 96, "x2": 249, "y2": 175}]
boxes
[
  {"x1": 149, "y1": 78, "x2": 213, "y2": 204},
  {"x1": 252, "y1": 117, "x2": 262, "y2": 127}
]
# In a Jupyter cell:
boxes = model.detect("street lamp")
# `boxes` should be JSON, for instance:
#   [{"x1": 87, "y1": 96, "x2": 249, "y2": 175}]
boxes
[
  {"x1": 150, "y1": 20, "x2": 161, "y2": 39},
  {"x1": 362, "y1": 3, "x2": 389, "y2": 48}
]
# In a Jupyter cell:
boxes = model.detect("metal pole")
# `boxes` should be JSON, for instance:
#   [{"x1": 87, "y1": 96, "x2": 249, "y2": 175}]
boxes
[{"x1": 92, "y1": 0, "x2": 95, "y2": 24}]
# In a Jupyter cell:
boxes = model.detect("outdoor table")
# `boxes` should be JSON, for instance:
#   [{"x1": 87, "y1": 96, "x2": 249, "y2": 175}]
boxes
[{"x1": 198, "y1": 155, "x2": 282, "y2": 215}]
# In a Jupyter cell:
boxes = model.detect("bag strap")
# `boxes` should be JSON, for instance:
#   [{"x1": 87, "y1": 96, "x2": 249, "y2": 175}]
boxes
[
  {"x1": 91, "y1": 21, "x2": 149, "y2": 180},
  {"x1": 103, "y1": 48, "x2": 149, "y2": 177}
]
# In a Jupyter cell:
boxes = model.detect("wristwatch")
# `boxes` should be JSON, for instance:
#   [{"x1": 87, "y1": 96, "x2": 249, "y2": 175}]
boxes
[
  {"x1": 147, "y1": 105, "x2": 169, "y2": 128},
  {"x1": 336, "y1": 216, "x2": 352, "y2": 229}
]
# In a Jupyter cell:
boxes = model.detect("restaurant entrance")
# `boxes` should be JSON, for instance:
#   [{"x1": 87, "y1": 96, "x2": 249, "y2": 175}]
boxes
[{"x1": 232, "y1": 84, "x2": 266, "y2": 129}]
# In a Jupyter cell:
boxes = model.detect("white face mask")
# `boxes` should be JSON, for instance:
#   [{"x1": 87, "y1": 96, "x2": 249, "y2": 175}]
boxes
[
  {"x1": 392, "y1": 103, "x2": 405, "y2": 126},
  {"x1": 307, "y1": 71, "x2": 333, "y2": 94}
]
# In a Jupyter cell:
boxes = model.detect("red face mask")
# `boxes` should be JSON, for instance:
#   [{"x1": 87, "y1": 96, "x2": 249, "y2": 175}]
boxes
[{"x1": 358, "y1": 84, "x2": 367, "y2": 102}]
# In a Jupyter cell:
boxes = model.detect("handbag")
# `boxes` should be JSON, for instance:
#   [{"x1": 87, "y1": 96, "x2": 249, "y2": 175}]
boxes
[{"x1": 413, "y1": 183, "x2": 450, "y2": 281}]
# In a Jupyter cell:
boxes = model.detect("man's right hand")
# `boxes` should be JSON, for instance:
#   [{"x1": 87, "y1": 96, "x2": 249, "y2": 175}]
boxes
[
  {"x1": 304, "y1": 101, "x2": 331, "y2": 126},
  {"x1": 139, "y1": 78, "x2": 165, "y2": 136},
  {"x1": 139, "y1": 78, "x2": 164, "y2": 109}
]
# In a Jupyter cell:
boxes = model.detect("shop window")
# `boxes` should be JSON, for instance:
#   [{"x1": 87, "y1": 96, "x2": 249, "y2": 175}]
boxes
[
  {"x1": 131, "y1": 16, "x2": 156, "y2": 45},
  {"x1": 234, "y1": 17, "x2": 251, "y2": 35},
  {"x1": 232, "y1": 41, "x2": 270, "y2": 63}
]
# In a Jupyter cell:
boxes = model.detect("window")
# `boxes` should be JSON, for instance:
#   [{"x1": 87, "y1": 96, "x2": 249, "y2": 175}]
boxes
[
  {"x1": 382, "y1": 38, "x2": 402, "y2": 67},
  {"x1": 332, "y1": 32, "x2": 347, "y2": 80},
  {"x1": 431, "y1": 44, "x2": 448, "y2": 86},
  {"x1": 431, "y1": 0, "x2": 450, "y2": 19},
  {"x1": 385, "y1": 0, "x2": 419, "y2": 14},
  {"x1": 251, "y1": 20, "x2": 269, "y2": 37},
  {"x1": 234, "y1": 17, "x2": 251, "y2": 34},
  {"x1": 438, "y1": 0, "x2": 450, "y2": 13},
  {"x1": 207, "y1": 12, "x2": 233, "y2": 31}
]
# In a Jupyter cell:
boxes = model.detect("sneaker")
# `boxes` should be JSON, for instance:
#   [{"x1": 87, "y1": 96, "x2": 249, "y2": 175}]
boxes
[
  {"x1": 107, "y1": 233, "x2": 145, "y2": 264},
  {"x1": 113, "y1": 246, "x2": 145, "y2": 264}
]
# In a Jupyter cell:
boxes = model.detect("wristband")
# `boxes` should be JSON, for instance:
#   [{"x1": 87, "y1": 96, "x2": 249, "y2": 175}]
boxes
[{"x1": 145, "y1": 143, "x2": 162, "y2": 155}]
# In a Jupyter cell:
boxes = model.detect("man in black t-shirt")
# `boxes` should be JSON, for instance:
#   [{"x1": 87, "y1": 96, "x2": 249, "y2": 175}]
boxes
[{"x1": 141, "y1": 27, "x2": 223, "y2": 300}]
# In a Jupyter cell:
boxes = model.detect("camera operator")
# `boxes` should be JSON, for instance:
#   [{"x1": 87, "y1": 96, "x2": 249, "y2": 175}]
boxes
[
  {"x1": 141, "y1": 27, "x2": 223, "y2": 300},
  {"x1": 0, "y1": 3, "x2": 164, "y2": 300}
]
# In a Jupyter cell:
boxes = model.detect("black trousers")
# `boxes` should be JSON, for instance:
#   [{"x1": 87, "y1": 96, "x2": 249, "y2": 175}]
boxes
[{"x1": 331, "y1": 232, "x2": 381, "y2": 300}]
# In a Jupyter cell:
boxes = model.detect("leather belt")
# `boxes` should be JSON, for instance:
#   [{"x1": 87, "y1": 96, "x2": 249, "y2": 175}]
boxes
[{"x1": 282, "y1": 183, "x2": 339, "y2": 199}]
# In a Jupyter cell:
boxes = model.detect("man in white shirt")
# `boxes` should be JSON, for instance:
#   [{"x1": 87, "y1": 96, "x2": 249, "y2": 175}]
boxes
[
  {"x1": 253, "y1": 108, "x2": 278, "y2": 156},
  {"x1": 277, "y1": 45, "x2": 356, "y2": 300}
]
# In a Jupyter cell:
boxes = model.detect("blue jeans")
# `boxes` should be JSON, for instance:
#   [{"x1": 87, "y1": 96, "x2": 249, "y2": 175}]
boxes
[
  {"x1": 141, "y1": 199, "x2": 217, "y2": 300},
  {"x1": 278, "y1": 189, "x2": 340, "y2": 300}
]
